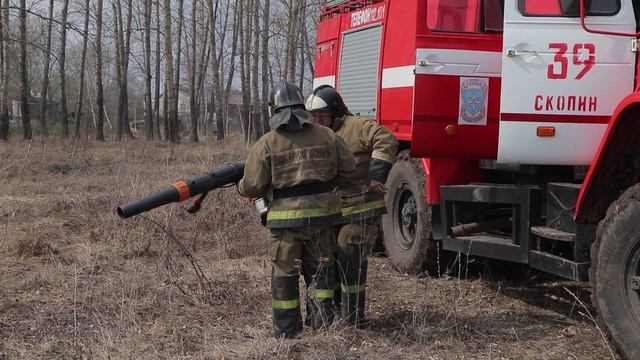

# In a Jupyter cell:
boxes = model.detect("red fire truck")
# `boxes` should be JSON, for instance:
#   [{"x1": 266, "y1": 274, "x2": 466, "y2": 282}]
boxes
[{"x1": 314, "y1": 0, "x2": 640, "y2": 357}]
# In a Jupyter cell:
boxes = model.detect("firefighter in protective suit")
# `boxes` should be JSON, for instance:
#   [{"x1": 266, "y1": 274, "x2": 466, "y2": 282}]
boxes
[
  {"x1": 238, "y1": 81, "x2": 355, "y2": 339},
  {"x1": 305, "y1": 85, "x2": 398, "y2": 325}
]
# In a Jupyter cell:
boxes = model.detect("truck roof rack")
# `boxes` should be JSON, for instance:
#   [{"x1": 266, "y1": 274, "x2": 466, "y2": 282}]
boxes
[
  {"x1": 325, "y1": 0, "x2": 351, "y2": 8},
  {"x1": 322, "y1": 0, "x2": 383, "y2": 18}
]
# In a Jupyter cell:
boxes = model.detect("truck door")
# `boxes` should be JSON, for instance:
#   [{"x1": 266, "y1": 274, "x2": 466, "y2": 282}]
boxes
[
  {"x1": 411, "y1": 0, "x2": 504, "y2": 160},
  {"x1": 498, "y1": 0, "x2": 636, "y2": 165}
]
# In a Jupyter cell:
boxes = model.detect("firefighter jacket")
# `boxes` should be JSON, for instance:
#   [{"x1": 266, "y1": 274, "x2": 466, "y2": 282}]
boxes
[
  {"x1": 238, "y1": 123, "x2": 355, "y2": 228},
  {"x1": 332, "y1": 114, "x2": 399, "y2": 223}
]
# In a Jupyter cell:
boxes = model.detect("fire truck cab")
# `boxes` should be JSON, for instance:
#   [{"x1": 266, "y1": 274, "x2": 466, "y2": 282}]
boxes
[{"x1": 314, "y1": 0, "x2": 640, "y2": 358}]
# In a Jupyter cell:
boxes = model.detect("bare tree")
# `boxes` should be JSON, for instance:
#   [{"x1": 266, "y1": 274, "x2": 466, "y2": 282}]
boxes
[
  {"x1": 284, "y1": 0, "x2": 300, "y2": 81},
  {"x1": 301, "y1": 1, "x2": 316, "y2": 79},
  {"x1": 143, "y1": 0, "x2": 153, "y2": 140},
  {"x1": 297, "y1": 0, "x2": 307, "y2": 90},
  {"x1": 173, "y1": 0, "x2": 185, "y2": 140},
  {"x1": 154, "y1": 0, "x2": 161, "y2": 139},
  {"x1": 194, "y1": 30, "x2": 210, "y2": 138},
  {"x1": 238, "y1": 0, "x2": 251, "y2": 141},
  {"x1": 123, "y1": 0, "x2": 134, "y2": 139},
  {"x1": 163, "y1": 0, "x2": 178, "y2": 142},
  {"x1": 95, "y1": 0, "x2": 105, "y2": 141},
  {"x1": 38, "y1": 0, "x2": 54, "y2": 137},
  {"x1": 187, "y1": 0, "x2": 201, "y2": 142},
  {"x1": 0, "y1": 0, "x2": 9, "y2": 140},
  {"x1": 222, "y1": 0, "x2": 239, "y2": 136},
  {"x1": 113, "y1": 0, "x2": 135, "y2": 140},
  {"x1": 19, "y1": 0, "x2": 32, "y2": 140},
  {"x1": 208, "y1": 0, "x2": 225, "y2": 140},
  {"x1": 195, "y1": 33, "x2": 211, "y2": 139},
  {"x1": 251, "y1": 0, "x2": 262, "y2": 140},
  {"x1": 113, "y1": 0, "x2": 124, "y2": 140},
  {"x1": 163, "y1": 80, "x2": 169, "y2": 139},
  {"x1": 261, "y1": 0, "x2": 270, "y2": 134},
  {"x1": 59, "y1": 0, "x2": 70, "y2": 138},
  {"x1": 74, "y1": 0, "x2": 91, "y2": 138}
]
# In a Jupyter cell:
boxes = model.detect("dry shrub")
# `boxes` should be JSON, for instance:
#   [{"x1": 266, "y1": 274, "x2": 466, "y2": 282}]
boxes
[{"x1": 5, "y1": 229, "x2": 58, "y2": 258}]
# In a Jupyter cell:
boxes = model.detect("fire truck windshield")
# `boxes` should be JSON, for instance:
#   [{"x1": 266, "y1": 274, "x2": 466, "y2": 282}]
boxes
[
  {"x1": 427, "y1": 0, "x2": 504, "y2": 33},
  {"x1": 518, "y1": 0, "x2": 620, "y2": 17}
]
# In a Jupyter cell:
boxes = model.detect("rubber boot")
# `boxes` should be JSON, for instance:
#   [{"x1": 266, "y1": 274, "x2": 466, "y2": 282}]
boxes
[
  {"x1": 333, "y1": 279, "x2": 342, "y2": 317},
  {"x1": 337, "y1": 245, "x2": 368, "y2": 326},
  {"x1": 303, "y1": 262, "x2": 335, "y2": 329},
  {"x1": 271, "y1": 274, "x2": 302, "y2": 339}
]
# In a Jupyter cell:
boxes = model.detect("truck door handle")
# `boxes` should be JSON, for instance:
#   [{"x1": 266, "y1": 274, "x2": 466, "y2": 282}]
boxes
[
  {"x1": 418, "y1": 59, "x2": 443, "y2": 67},
  {"x1": 506, "y1": 48, "x2": 538, "y2": 57}
]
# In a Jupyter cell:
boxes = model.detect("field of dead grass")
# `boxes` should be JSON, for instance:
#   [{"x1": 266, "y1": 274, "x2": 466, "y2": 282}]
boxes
[{"x1": 0, "y1": 138, "x2": 615, "y2": 359}]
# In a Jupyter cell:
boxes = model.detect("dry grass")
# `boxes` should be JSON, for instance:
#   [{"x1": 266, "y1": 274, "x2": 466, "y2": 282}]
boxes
[{"x1": 0, "y1": 138, "x2": 613, "y2": 359}]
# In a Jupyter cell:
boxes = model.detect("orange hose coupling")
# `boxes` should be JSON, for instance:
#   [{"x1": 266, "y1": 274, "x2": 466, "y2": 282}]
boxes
[{"x1": 172, "y1": 181, "x2": 191, "y2": 202}]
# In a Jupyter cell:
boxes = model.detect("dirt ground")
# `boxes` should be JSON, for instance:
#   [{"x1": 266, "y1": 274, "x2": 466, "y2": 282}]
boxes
[{"x1": 0, "y1": 138, "x2": 616, "y2": 359}]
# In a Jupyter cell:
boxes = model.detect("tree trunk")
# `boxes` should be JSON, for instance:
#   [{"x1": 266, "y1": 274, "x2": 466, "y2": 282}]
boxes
[
  {"x1": 297, "y1": 0, "x2": 306, "y2": 90},
  {"x1": 223, "y1": 0, "x2": 239, "y2": 136},
  {"x1": 208, "y1": 0, "x2": 225, "y2": 140},
  {"x1": 188, "y1": 0, "x2": 198, "y2": 142},
  {"x1": 238, "y1": 0, "x2": 251, "y2": 142},
  {"x1": 163, "y1": 81, "x2": 169, "y2": 140},
  {"x1": 59, "y1": 0, "x2": 70, "y2": 138},
  {"x1": 154, "y1": 0, "x2": 161, "y2": 139},
  {"x1": 19, "y1": 0, "x2": 32, "y2": 140},
  {"x1": 0, "y1": 0, "x2": 10, "y2": 140},
  {"x1": 113, "y1": 0, "x2": 134, "y2": 140},
  {"x1": 193, "y1": 12, "x2": 211, "y2": 141},
  {"x1": 163, "y1": 0, "x2": 178, "y2": 143},
  {"x1": 143, "y1": 0, "x2": 153, "y2": 140},
  {"x1": 74, "y1": 0, "x2": 91, "y2": 139},
  {"x1": 95, "y1": 0, "x2": 105, "y2": 141},
  {"x1": 261, "y1": 0, "x2": 270, "y2": 135},
  {"x1": 174, "y1": 0, "x2": 184, "y2": 141},
  {"x1": 301, "y1": 2, "x2": 315, "y2": 77},
  {"x1": 113, "y1": 0, "x2": 124, "y2": 140},
  {"x1": 38, "y1": 0, "x2": 54, "y2": 138},
  {"x1": 284, "y1": 0, "x2": 300, "y2": 82},
  {"x1": 251, "y1": 0, "x2": 261, "y2": 141},
  {"x1": 245, "y1": 0, "x2": 253, "y2": 139},
  {"x1": 123, "y1": 0, "x2": 134, "y2": 138}
]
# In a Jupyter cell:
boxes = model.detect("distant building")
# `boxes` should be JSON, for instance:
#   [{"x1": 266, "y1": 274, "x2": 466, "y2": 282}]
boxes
[
  {"x1": 11, "y1": 97, "x2": 61, "y2": 124},
  {"x1": 161, "y1": 88, "x2": 244, "y2": 132},
  {"x1": 208, "y1": 89, "x2": 243, "y2": 124}
]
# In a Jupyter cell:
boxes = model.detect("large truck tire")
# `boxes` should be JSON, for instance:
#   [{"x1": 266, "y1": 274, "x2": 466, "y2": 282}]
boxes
[
  {"x1": 591, "y1": 183, "x2": 640, "y2": 360},
  {"x1": 382, "y1": 150, "x2": 438, "y2": 274}
]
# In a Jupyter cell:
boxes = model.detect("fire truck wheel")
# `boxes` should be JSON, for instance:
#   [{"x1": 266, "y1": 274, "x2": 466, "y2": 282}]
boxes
[
  {"x1": 591, "y1": 183, "x2": 640, "y2": 360},
  {"x1": 382, "y1": 150, "x2": 437, "y2": 274}
]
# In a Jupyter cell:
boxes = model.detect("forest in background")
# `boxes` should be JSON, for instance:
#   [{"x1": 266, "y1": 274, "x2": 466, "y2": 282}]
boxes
[{"x1": 0, "y1": 0, "x2": 321, "y2": 143}]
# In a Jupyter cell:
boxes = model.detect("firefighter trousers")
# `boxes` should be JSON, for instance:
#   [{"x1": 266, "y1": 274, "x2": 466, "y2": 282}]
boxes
[
  {"x1": 269, "y1": 226, "x2": 335, "y2": 338},
  {"x1": 334, "y1": 218, "x2": 379, "y2": 325}
]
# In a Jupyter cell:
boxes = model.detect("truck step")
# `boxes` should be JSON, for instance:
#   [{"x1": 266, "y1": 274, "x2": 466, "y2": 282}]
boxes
[
  {"x1": 530, "y1": 226, "x2": 575, "y2": 242},
  {"x1": 440, "y1": 183, "x2": 539, "y2": 204},
  {"x1": 442, "y1": 234, "x2": 527, "y2": 264},
  {"x1": 529, "y1": 250, "x2": 589, "y2": 281}
]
